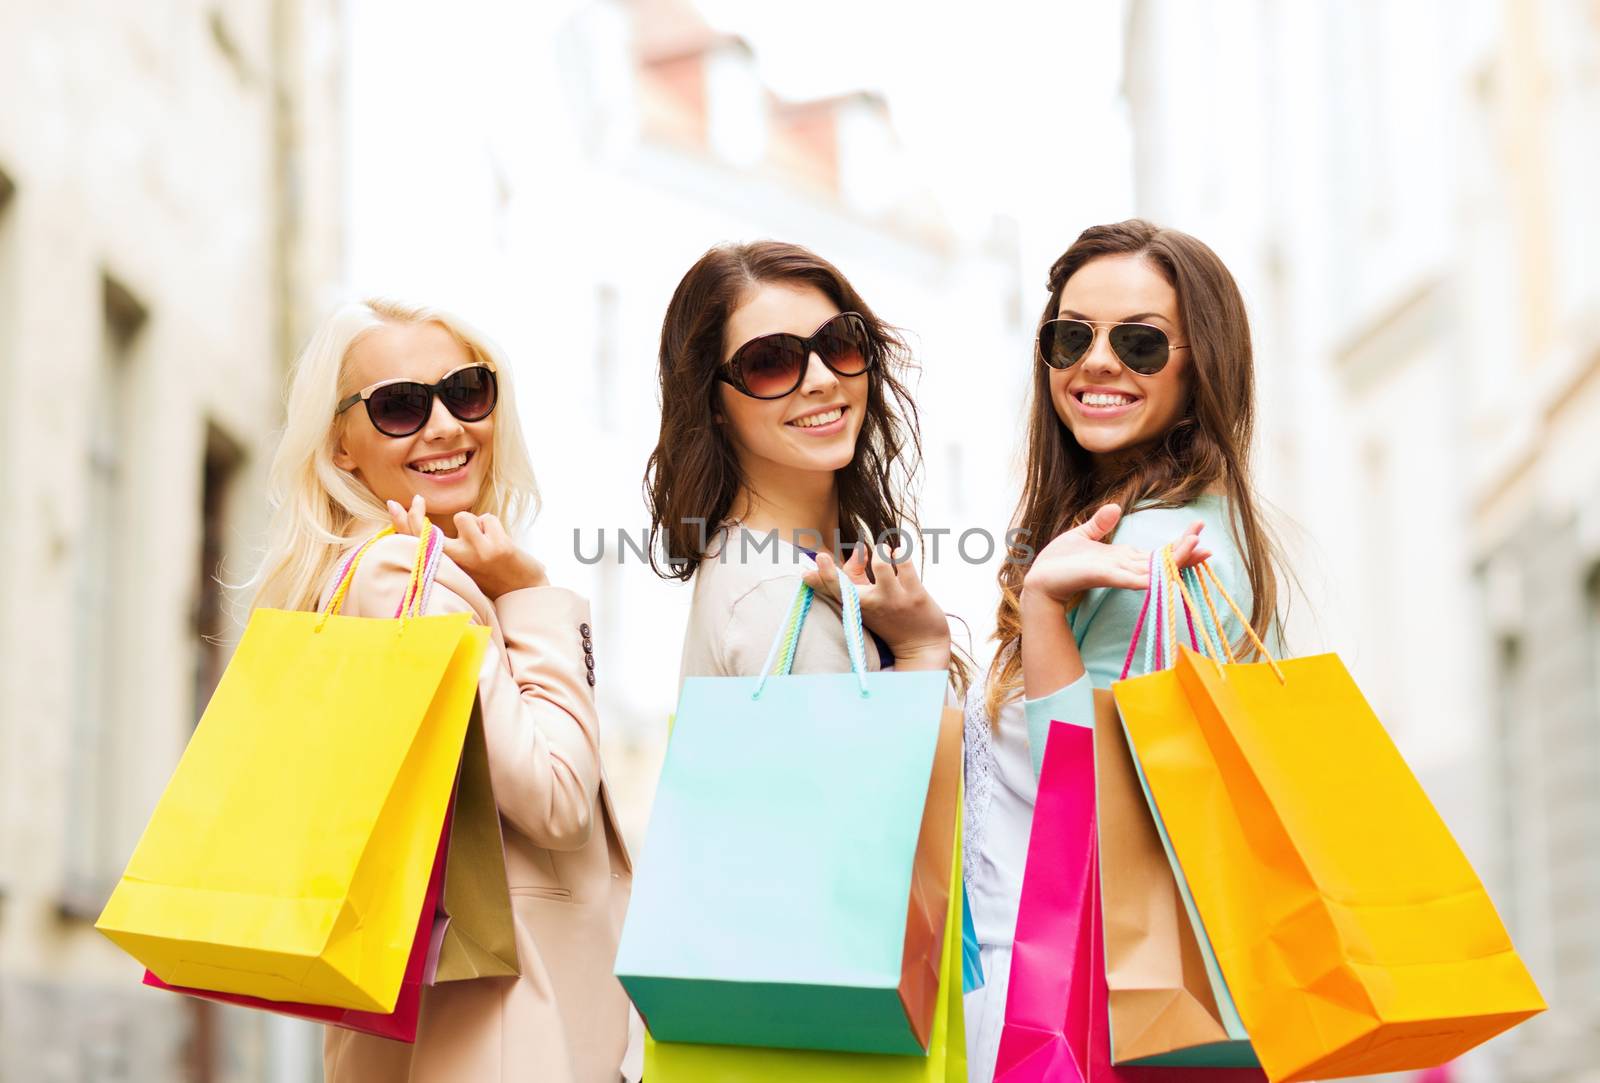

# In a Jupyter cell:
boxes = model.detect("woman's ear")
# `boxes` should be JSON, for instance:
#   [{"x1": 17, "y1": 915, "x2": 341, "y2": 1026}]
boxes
[{"x1": 332, "y1": 436, "x2": 356, "y2": 471}]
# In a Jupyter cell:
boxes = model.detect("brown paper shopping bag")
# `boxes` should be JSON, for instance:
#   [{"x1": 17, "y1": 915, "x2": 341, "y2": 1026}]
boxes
[{"x1": 1094, "y1": 690, "x2": 1253, "y2": 1067}]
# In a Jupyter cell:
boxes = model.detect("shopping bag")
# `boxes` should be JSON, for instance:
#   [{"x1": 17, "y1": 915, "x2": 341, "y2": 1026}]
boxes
[
  {"x1": 141, "y1": 801, "x2": 453, "y2": 1042},
  {"x1": 994, "y1": 716, "x2": 1097, "y2": 1082},
  {"x1": 997, "y1": 567, "x2": 1266, "y2": 1083},
  {"x1": 1086, "y1": 843, "x2": 1266, "y2": 1083},
  {"x1": 641, "y1": 802, "x2": 969, "y2": 1082},
  {"x1": 1097, "y1": 691, "x2": 1255, "y2": 1066},
  {"x1": 98, "y1": 526, "x2": 489, "y2": 1012},
  {"x1": 617, "y1": 568, "x2": 955, "y2": 1054},
  {"x1": 427, "y1": 701, "x2": 519, "y2": 983},
  {"x1": 1115, "y1": 550, "x2": 1546, "y2": 1082},
  {"x1": 962, "y1": 881, "x2": 985, "y2": 994},
  {"x1": 1096, "y1": 553, "x2": 1255, "y2": 1067}
]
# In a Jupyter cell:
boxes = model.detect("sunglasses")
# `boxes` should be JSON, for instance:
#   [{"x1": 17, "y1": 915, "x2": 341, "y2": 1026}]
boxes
[
  {"x1": 335, "y1": 361, "x2": 499, "y2": 438},
  {"x1": 1037, "y1": 319, "x2": 1188, "y2": 376},
  {"x1": 719, "y1": 312, "x2": 875, "y2": 399}
]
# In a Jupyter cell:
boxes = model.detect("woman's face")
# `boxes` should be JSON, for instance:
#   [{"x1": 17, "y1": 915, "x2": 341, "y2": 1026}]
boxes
[
  {"x1": 332, "y1": 320, "x2": 494, "y2": 526},
  {"x1": 717, "y1": 281, "x2": 870, "y2": 477},
  {"x1": 1048, "y1": 254, "x2": 1192, "y2": 461}
]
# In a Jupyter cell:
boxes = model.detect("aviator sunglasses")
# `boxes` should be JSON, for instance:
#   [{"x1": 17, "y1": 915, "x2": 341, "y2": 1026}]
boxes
[
  {"x1": 335, "y1": 361, "x2": 499, "y2": 438},
  {"x1": 1037, "y1": 318, "x2": 1188, "y2": 376},
  {"x1": 719, "y1": 312, "x2": 875, "y2": 399}
]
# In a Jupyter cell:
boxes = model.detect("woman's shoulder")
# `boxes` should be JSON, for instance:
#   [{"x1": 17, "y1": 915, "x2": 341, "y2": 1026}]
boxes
[
  {"x1": 694, "y1": 523, "x2": 816, "y2": 593},
  {"x1": 1112, "y1": 492, "x2": 1231, "y2": 545}
]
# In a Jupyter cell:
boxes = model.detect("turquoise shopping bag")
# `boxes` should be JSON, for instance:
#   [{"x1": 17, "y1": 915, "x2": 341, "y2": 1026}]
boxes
[{"x1": 616, "y1": 568, "x2": 955, "y2": 1055}]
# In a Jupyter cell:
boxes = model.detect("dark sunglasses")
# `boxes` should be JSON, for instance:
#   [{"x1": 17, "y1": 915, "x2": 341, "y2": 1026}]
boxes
[
  {"x1": 1037, "y1": 318, "x2": 1188, "y2": 376},
  {"x1": 719, "y1": 312, "x2": 875, "y2": 399},
  {"x1": 335, "y1": 361, "x2": 499, "y2": 438}
]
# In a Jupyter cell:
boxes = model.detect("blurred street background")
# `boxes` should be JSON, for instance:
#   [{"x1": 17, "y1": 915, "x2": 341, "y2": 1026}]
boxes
[{"x1": 1, "y1": 0, "x2": 1597, "y2": 1079}]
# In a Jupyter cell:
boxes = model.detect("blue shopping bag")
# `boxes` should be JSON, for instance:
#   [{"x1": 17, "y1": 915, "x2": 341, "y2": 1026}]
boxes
[{"x1": 616, "y1": 568, "x2": 957, "y2": 1055}]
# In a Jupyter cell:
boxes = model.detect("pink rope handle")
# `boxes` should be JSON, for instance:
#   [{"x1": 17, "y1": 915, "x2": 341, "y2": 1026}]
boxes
[
  {"x1": 1119, "y1": 581, "x2": 1154, "y2": 680},
  {"x1": 394, "y1": 526, "x2": 442, "y2": 618}
]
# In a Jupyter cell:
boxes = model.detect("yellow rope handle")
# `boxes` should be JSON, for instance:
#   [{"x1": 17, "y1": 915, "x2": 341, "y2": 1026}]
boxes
[
  {"x1": 1196, "y1": 560, "x2": 1285, "y2": 682},
  {"x1": 317, "y1": 525, "x2": 433, "y2": 628},
  {"x1": 1189, "y1": 555, "x2": 1239, "y2": 664},
  {"x1": 1160, "y1": 546, "x2": 1224, "y2": 669},
  {"x1": 397, "y1": 525, "x2": 436, "y2": 619}
]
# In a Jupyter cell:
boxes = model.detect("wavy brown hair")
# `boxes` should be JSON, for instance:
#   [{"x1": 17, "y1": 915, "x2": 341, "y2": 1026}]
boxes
[
  {"x1": 644, "y1": 240, "x2": 923, "y2": 580},
  {"x1": 985, "y1": 219, "x2": 1282, "y2": 720}
]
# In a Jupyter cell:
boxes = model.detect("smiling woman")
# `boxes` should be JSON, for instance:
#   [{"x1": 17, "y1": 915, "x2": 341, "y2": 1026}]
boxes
[
  {"x1": 960, "y1": 220, "x2": 1290, "y2": 1081},
  {"x1": 247, "y1": 298, "x2": 638, "y2": 1083},
  {"x1": 643, "y1": 240, "x2": 960, "y2": 685}
]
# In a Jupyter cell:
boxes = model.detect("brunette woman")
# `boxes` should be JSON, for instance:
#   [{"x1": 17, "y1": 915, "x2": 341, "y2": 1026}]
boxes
[
  {"x1": 645, "y1": 240, "x2": 957, "y2": 684},
  {"x1": 962, "y1": 220, "x2": 1286, "y2": 1080}
]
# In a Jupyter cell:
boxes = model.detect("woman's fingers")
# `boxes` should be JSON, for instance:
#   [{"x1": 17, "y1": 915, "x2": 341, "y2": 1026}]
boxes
[
  {"x1": 386, "y1": 500, "x2": 410, "y2": 535},
  {"x1": 1070, "y1": 502, "x2": 1123, "y2": 543},
  {"x1": 842, "y1": 541, "x2": 871, "y2": 584},
  {"x1": 803, "y1": 549, "x2": 842, "y2": 600}
]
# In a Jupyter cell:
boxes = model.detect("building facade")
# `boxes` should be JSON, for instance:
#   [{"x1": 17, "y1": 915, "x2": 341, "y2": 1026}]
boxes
[
  {"x1": 0, "y1": 1, "x2": 344, "y2": 1078},
  {"x1": 1124, "y1": 1, "x2": 1600, "y2": 1079}
]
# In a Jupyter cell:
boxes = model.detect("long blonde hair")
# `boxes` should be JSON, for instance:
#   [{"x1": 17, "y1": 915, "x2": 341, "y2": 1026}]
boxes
[{"x1": 250, "y1": 298, "x2": 540, "y2": 613}]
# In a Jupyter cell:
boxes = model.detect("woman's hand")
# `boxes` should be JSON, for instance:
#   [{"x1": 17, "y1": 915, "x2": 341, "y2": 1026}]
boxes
[
  {"x1": 386, "y1": 494, "x2": 549, "y2": 599},
  {"x1": 803, "y1": 542, "x2": 951, "y2": 672},
  {"x1": 1021, "y1": 503, "x2": 1210, "y2": 606}
]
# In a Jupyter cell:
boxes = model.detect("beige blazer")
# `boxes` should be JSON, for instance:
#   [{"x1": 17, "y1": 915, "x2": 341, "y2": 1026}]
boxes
[
  {"x1": 678, "y1": 522, "x2": 887, "y2": 681},
  {"x1": 321, "y1": 533, "x2": 635, "y2": 1083}
]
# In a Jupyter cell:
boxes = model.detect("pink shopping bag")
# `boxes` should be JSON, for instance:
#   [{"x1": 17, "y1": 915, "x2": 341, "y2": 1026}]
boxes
[
  {"x1": 996, "y1": 716, "x2": 1265, "y2": 1082},
  {"x1": 994, "y1": 719, "x2": 1097, "y2": 1081}
]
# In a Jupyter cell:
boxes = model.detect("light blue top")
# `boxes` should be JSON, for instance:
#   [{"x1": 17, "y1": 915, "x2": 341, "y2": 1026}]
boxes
[{"x1": 1021, "y1": 494, "x2": 1272, "y2": 776}]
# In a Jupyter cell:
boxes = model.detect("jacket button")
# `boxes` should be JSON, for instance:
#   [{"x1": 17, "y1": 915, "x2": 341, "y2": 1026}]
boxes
[
  {"x1": 586, "y1": 670, "x2": 596, "y2": 687},
  {"x1": 584, "y1": 654, "x2": 595, "y2": 670},
  {"x1": 582, "y1": 637, "x2": 593, "y2": 652},
  {"x1": 579, "y1": 622, "x2": 591, "y2": 637}
]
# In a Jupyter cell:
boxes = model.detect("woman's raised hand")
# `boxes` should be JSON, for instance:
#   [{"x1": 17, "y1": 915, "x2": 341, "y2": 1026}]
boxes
[
  {"x1": 1021, "y1": 503, "x2": 1211, "y2": 605},
  {"x1": 804, "y1": 541, "x2": 951, "y2": 671},
  {"x1": 386, "y1": 494, "x2": 549, "y2": 599}
]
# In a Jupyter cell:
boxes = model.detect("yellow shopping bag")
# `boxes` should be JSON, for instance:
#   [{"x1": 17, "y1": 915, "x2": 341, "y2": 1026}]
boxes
[
  {"x1": 641, "y1": 800, "x2": 968, "y2": 1082},
  {"x1": 97, "y1": 528, "x2": 489, "y2": 1012},
  {"x1": 1114, "y1": 551, "x2": 1544, "y2": 1083}
]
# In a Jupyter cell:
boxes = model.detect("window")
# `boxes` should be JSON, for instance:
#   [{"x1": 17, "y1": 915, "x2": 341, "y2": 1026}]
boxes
[
  {"x1": 193, "y1": 424, "x2": 245, "y2": 725},
  {"x1": 61, "y1": 274, "x2": 147, "y2": 914}
]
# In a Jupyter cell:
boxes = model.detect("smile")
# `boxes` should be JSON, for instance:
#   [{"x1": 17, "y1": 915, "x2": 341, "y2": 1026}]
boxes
[
  {"x1": 408, "y1": 450, "x2": 474, "y2": 477},
  {"x1": 1073, "y1": 390, "x2": 1142, "y2": 415},
  {"x1": 787, "y1": 406, "x2": 847, "y2": 431}
]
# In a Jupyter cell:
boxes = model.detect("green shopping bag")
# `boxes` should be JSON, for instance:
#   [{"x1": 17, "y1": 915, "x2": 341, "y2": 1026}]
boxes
[{"x1": 616, "y1": 568, "x2": 954, "y2": 1055}]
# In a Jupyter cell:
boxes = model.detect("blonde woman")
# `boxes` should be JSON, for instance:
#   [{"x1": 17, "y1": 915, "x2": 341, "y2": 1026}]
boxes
[{"x1": 252, "y1": 299, "x2": 637, "y2": 1083}]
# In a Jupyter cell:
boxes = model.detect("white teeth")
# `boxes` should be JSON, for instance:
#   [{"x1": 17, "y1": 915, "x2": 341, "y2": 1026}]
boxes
[
  {"x1": 412, "y1": 452, "x2": 468, "y2": 473},
  {"x1": 790, "y1": 407, "x2": 844, "y2": 429},
  {"x1": 1081, "y1": 393, "x2": 1136, "y2": 407}
]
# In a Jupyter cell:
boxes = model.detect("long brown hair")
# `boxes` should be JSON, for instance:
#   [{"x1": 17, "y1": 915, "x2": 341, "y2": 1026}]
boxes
[
  {"x1": 644, "y1": 240, "x2": 923, "y2": 580},
  {"x1": 986, "y1": 219, "x2": 1282, "y2": 719}
]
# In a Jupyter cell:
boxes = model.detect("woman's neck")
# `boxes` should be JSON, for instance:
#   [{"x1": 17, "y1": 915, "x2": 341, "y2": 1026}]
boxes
[{"x1": 730, "y1": 463, "x2": 841, "y2": 557}]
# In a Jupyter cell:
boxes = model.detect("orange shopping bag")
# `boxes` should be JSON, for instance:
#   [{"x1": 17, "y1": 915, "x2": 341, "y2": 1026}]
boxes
[{"x1": 1113, "y1": 549, "x2": 1544, "y2": 1083}]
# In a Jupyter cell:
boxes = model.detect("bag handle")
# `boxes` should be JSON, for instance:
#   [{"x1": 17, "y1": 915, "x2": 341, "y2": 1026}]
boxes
[
  {"x1": 752, "y1": 563, "x2": 870, "y2": 700},
  {"x1": 1159, "y1": 546, "x2": 1285, "y2": 683},
  {"x1": 1122, "y1": 549, "x2": 1200, "y2": 679},
  {"x1": 317, "y1": 524, "x2": 441, "y2": 631}
]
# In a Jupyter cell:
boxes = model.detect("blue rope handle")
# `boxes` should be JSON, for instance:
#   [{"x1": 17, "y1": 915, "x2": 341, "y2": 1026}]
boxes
[{"x1": 752, "y1": 563, "x2": 871, "y2": 699}]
